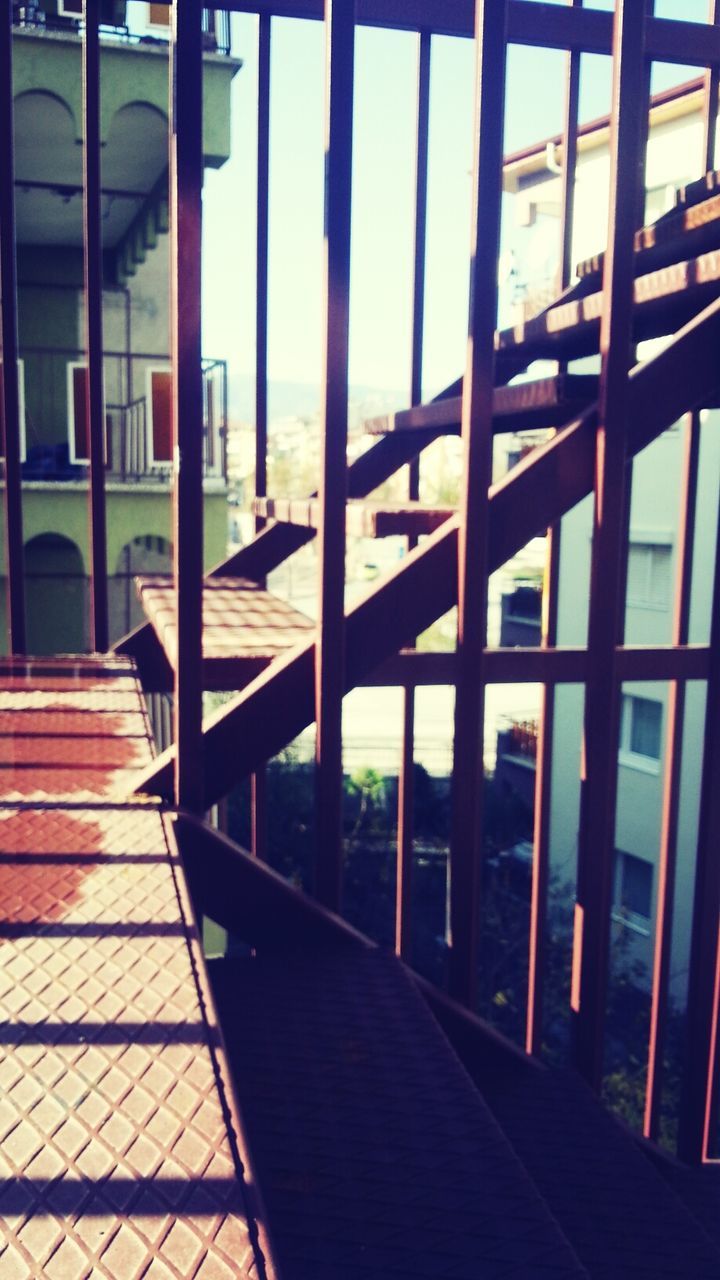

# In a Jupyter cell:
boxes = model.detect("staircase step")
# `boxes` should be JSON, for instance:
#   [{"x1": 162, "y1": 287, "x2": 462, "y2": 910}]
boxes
[
  {"x1": 364, "y1": 373, "x2": 598, "y2": 438},
  {"x1": 208, "y1": 946, "x2": 587, "y2": 1279},
  {"x1": 647, "y1": 1152, "x2": 720, "y2": 1252},
  {"x1": 576, "y1": 185, "x2": 720, "y2": 283},
  {"x1": 474, "y1": 1060, "x2": 720, "y2": 1279},
  {"x1": 136, "y1": 574, "x2": 315, "y2": 691},
  {"x1": 498, "y1": 248, "x2": 720, "y2": 364},
  {"x1": 670, "y1": 169, "x2": 720, "y2": 215},
  {"x1": 252, "y1": 496, "x2": 454, "y2": 537}
]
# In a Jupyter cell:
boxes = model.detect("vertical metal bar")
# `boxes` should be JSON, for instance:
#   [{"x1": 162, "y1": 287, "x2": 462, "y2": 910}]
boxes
[
  {"x1": 642, "y1": 0, "x2": 720, "y2": 1139},
  {"x1": 571, "y1": 0, "x2": 647, "y2": 1089},
  {"x1": 251, "y1": 12, "x2": 271, "y2": 858},
  {"x1": 83, "y1": 0, "x2": 109, "y2": 653},
  {"x1": 396, "y1": 29, "x2": 430, "y2": 961},
  {"x1": 703, "y1": 0, "x2": 720, "y2": 173},
  {"x1": 171, "y1": 0, "x2": 204, "y2": 813},
  {"x1": 448, "y1": 0, "x2": 508, "y2": 1006},
  {"x1": 675, "y1": 6, "x2": 720, "y2": 1158},
  {"x1": 644, "y1": 411, "x2": 699, "y2": 1139},
  {"x1": 526, "y1": 0, "x2": 581, "y2": 1057},
  {"x1": 314, "y1": 0, "x2": 354, "y2": 909},
  {"x1": 0, "y1": 0, "x2": 26, "y2": 654},
  {"x1": 251, "y1": 769, "x2": 267, "y2": 860},
  {"x1": 678, "y1": 483, "x2": 720, "y2": 1163},
  {"x1": 634, "y1": 0, "x2": 655, "y2": 231},
  {"x1": 255, "y1": 11, "x2": 270, "y2": 533}
]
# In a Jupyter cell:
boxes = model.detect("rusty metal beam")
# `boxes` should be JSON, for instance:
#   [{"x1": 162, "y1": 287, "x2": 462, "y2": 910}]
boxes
[
  {"x1": 449, "y1": 0, "x2": 508, "y2": 1008},
  {"x1": 170, "y1": 0, "x2": 204, "y2": 812},
  {"x1": 678, "y1": 476, "x2": 720, "y2": 1163},
  {"x1": 703, "y1": 0, "x2": 720, "y2": 170},
  {"x1": 115, "y1": 430, "x2": 436, "y2": 659},
  {"x1": 396, "y1": 28, "x2": 431, "y2": 963},
  {"x1": 175, "y1": 812, "x2": 370, "y2": 950},
  {"x1": 526, "y1": 0, "x2": 581, "y2": 1058},
  {"x1": 0, "y1": 0, "x2": 26, "y2": 653},
  {"x1": 314, "y1": 0, "x2": 355, "y2": 909},
  {"x1": 571, "y1": 0, "x2": 647, "y2": 1090},
  {"x1": 645, "y1": 414, "x2": 700, "y2": 1141},
  {"x1": 83, "y1": 0, "x2": 109, "y2": 653},
  {"x1": 364, "y1": 374, "x2": 599, "y2": 436},
  {"x1": 218, "y1": 0, "x2": 720, "y2": 66},
  {"x1": 135, "y1": 294, "x2": 720, "y2": 806},
  {"x1": 255, "y1": 11, "x2": 271, "y2": 534},
  {"x1": 252, "y1": 13, "x2": 272, "y2": 861},
  {"x1": 115, "y1": 618, "x2": 174, "y2": 692}
]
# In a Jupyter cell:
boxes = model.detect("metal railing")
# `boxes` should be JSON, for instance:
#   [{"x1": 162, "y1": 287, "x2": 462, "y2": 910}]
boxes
[
  {"x1": 3, "y1": 0, "x2": 720, "y2": 1173},
  {"x1": 16, "y1": 347, "x2": 227, "y2": 482},
  {"x1": 11, "y1": 2, "x2": 232, "y2": 55}
]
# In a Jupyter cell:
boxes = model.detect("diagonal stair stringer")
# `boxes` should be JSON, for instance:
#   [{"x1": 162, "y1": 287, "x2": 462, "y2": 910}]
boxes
[
  {"x1": 134, "y1": 294, "x2": 720, "y2": 807},
  {"x1": 116, "y1": 275, "x2": 586, "y2": 678},
  {"x1": 116, "y1": 431, "x2": 445, "y2": 680}
]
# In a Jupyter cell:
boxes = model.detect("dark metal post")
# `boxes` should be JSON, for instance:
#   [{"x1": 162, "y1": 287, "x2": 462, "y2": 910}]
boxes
[
  {"x1": 678, "y1": 485, "x2": 720, "y2": 1162},
  {"x1": 526, "y1": 0, "x2": 581, "y2": 1057},
  {"x1": 571, "y1": 0, "x2": 647, "y2": 1088},
  {"x1": 0, "y1": 0, "x2": 26, "y2": 653},
  {"x1": 314, "y1": 0, "x2": 354, "y2": 909},
  {"x1": 171, "y1": 0, "x2": 204, "y2": 813},
  {"x1": 703, "y1": 0, "x2": 720, "y2": 172},
  {"x1": 251, "y1": 11, "x2": 271, "y2": 858},
  {"x1": 83, "y1": 0, "x2": 109, "y2": 653},
  {"x1": 645, "y1": 411, "x2": 699, "y2": 1139},
  {"x1": 255, "y1": 10, "x2": 270, "y2": 530},
  {"x1": 448, "y1": 0, "x2": 508, "y2": 1006},
  {"x1": 396, "y1": 28, "x2": 430, "y2": 960}
]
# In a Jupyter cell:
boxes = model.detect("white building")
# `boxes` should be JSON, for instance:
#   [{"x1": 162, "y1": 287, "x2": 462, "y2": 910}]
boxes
[{"x1": 501, "y1": 77, "x2": 720, "y2": 1001}]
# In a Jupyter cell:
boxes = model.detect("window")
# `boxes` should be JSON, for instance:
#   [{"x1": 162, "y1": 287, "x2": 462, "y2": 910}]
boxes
[
  {"x1": 147, "y1": 3, "x2": 170, "y2": 28},
  {"x1": 613, "y1": 850, "x2": 653, "y2": 935},
  {"x1": 146, "y1": 368, "x2": 172, "y2": 467},
  {"x1": 57, "y1": 0, "x2": 83, "y2": 14},
  {"x1": 626, "y1": 542, "x2": 671, "y2": 609},
  {"x1": 620, "y1": 694, "x2": 662, "y2": 769},
  {"x1": 67, "y1": 363, "x2": 107, "y2": 465},
  {"x1": 0, "y1": 359, "x2": 27, "y2": 463}
]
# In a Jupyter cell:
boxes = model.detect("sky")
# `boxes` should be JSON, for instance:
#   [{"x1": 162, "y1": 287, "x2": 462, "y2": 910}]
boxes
[{"x1": 200, "y1": 0, "x2": 713, "y2": 413}]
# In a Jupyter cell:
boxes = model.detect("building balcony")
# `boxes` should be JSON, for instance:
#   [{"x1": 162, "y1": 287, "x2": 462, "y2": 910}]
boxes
[
  {"x1": 14, "y1": 347, "x2": 227, "y2": 485},
  {"x1": 12, "y1": 0, "x2": 231, "y2": 55}
]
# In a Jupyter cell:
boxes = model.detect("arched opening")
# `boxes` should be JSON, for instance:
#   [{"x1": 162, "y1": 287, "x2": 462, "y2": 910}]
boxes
[
  {"x1": 24, "y1": 533, "x2": 87, "y2": 655},
  {"x1": 14, "y1": 91, "x2": 79, "y2": 187},
  {"x1": 109, "y1": 533, "x2": 172, "y2": 644},
  {"x1": 104, "y1": 102, "x2": 168, "y2": 194}
]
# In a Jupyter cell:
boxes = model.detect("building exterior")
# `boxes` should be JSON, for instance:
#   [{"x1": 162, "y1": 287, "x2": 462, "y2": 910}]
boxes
[
  {"x1": 497, "y1": 77, "x2": 720, "y2": 1000},
  {"x1": 6, "y1": 2, "x2": 238, "y2": 651}
]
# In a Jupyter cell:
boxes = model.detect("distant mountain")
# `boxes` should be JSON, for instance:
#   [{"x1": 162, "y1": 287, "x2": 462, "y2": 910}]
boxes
[{"x1": 227, "y1": 372, "x2": 407, "y2": 428}]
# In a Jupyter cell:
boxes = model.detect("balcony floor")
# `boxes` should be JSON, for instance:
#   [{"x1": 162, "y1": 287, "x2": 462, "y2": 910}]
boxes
[{"x1": 0, "y1": 656, "x2": 261, "y2": 1279}]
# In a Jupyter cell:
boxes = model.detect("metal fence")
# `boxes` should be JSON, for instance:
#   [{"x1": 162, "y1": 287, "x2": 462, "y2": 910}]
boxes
[{"x1": 4, "y1": 0, "x2": 720, "y2": 1167}]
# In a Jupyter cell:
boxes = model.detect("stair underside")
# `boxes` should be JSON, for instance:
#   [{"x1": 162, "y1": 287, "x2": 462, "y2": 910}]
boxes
[
  {"x1": 208, "y1": 945, "x2": 587, "y2": 1280},
  {"x1": 364, "y1": 373, "x2": 598, "y2": 437},
  {"x1": 479, "y1": 1064, "x2": 720, "y2": 1279},
  {"x1": 252, "y1": 496, "x2": 454, "y2": 537}
]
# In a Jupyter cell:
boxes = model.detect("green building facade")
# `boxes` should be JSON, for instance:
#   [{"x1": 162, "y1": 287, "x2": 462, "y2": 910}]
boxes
[{"x1": 5, "y1": 6, "x2": 239, "y2": 652}]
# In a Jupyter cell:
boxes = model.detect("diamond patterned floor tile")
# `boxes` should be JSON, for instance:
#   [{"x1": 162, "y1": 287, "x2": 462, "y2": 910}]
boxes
[
  {"x1": 0, "y1": 659, "x2": 263, "y2": 1279},
  {"x1": 209, "y1": 947, "x2": 588, "y2": 1279}
]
